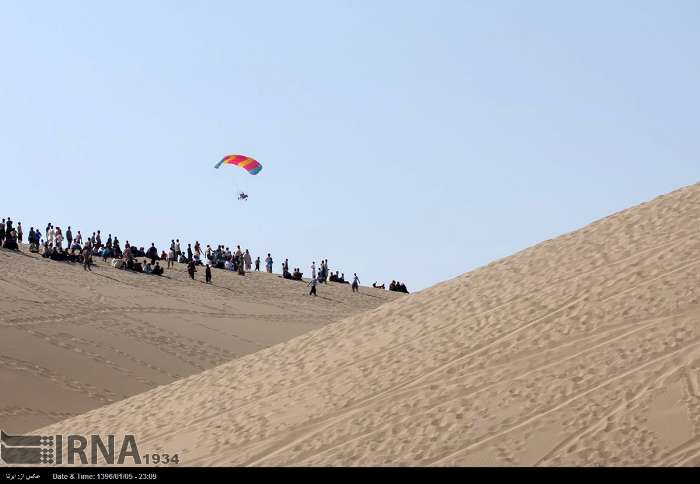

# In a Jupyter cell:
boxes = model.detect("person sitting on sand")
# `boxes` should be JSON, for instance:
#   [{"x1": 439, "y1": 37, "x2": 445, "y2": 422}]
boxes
[
  {"x1": 3, "y1": 229, "x2": 18, "y2": 250},
  {"x1": 144, "y1": 262, "x2": 153, "y2": 274},
  {"x1": 152, "y1": 262, "x2": 164, "y2": 276},
  {"x1": 133, "y1": 260, "x2": 143, "y2": 273}
]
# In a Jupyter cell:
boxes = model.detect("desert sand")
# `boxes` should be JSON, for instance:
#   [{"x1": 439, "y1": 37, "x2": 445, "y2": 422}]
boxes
[
  {"x1": 0, "y1": 252, "x2": 400, "y2": 433},
  {"x1": 30, "y1": 182, "x2": 700, "y2": 465}
]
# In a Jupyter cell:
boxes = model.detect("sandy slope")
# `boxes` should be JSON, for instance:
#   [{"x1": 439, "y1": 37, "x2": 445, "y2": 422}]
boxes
[
  {"x1": 37, "y1": 182, "x2": 700, "y2": 466},
  {"x1": 0, "y1": 251, "x2": 400, "y2": 433}
]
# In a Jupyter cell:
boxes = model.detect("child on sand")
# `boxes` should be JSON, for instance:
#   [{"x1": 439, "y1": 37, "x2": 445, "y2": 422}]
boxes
[{"x1": 205, "y1": 264, "x2": 212, "y2": 284}]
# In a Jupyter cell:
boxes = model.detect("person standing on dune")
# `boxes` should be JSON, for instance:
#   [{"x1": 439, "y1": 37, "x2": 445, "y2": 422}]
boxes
[
  {"x1": 244, "y1": 249, "x2": 252, "y2": 271},
  {"x1": 82, "y1": 245, "x2": 92, "y2": 271},
  {"x1": 205, "y1": 264, "x2": 212, "y2": 284},
  {"x1": 308, "y1": 276, "x2": 318, "y2": 297},
  {"x1": 167, "y1": 246, "x2": 176, "y2": 269},
  {"x1": 265, "y1": 253, "x2": 273, "y2": 273},
  {"x1": 255, "y1": 257, "x2": 260, "y2": 271},
  {"x1": 352, "y1": 273, "x2": 360, "y2": 293},
  {"x1": 187, "y1": 260, "x2": 197, "y2": 280}
]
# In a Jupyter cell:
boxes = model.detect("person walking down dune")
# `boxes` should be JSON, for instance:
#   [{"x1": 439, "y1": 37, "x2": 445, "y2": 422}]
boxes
[
  {"x1": 308, "y1": 276, "x2": 318, "y2": 297},
  {"x1": 352, "y1": 273, "x2": 360, "y2": 293},
  {"x1": 187, "y1": 260, "x2": 197, "y2": 280}
]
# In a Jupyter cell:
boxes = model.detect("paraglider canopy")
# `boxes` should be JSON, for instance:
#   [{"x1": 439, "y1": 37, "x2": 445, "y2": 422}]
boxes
[{"x1": 214, "y1": 155, "x2": 262, "y2": 175}]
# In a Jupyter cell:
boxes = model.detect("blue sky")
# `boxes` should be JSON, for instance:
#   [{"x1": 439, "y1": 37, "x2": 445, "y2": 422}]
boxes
[{"x1": 1, "y1": 1, "x2": 698, "y2": 291}]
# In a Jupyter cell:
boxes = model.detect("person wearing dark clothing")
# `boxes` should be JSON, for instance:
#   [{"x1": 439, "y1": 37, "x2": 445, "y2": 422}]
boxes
[
  {"x1": 3, "y1": 229, "x2": 18, "y2": 250},
  {"x1": 17, "y1": 223, "x2": 23, "y2": 244},
  {"x1": 187, "y1": 260, "x2": 197, "y2": 280},
  {"x1": 66, "y1": 227, "x2": 72, "y2": 247},
  {"x1": 152, "y1": 262, "x2": 164, "y2": 276},
  {"x1": 205, "y1": 265, "x2": 212, "y2": 284},
  {"x1": 147, "y1": 243, "x2": 158, "y2": 265},
  {"x1": 106, "y1": 234, "x2": 112, "y2": 249},
  {"x1": 187, "y1": 244, "x2": 193, "y2": 262},
  {"x1": 0, "y1": 219, "x2": 5, "y2": 248},
  {"x1": 255, "y1": 257, "x2": 260, "y2": 271}
]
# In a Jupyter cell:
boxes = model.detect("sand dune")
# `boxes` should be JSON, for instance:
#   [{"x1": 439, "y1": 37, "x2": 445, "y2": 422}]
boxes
[
  {"x1": 34, "y1": 182, "x2": 700, "y2": 466},
  {"x1": 0, "y1": 252, "x2": 400, "y2": 433}
]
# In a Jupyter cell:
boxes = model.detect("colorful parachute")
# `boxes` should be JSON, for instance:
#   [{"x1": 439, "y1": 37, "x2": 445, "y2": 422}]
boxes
[{"x1": 214, "y1": 155, "x2": 262, "y2": 175}]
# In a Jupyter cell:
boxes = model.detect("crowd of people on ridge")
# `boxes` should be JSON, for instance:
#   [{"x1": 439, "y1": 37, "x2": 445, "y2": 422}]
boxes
[{"x1": 1, "y1": 216, "x2": 410, "y2": 296}]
